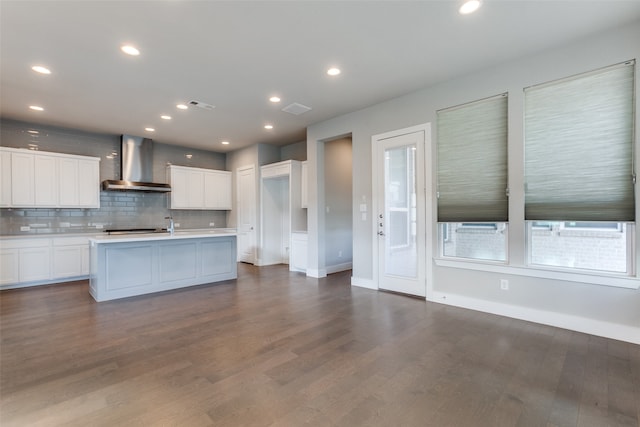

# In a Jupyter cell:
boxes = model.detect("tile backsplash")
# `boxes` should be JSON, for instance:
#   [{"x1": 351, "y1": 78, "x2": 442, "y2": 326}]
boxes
[{"x1": 1, "y1": 192, "x2": 228, "y2": 235}]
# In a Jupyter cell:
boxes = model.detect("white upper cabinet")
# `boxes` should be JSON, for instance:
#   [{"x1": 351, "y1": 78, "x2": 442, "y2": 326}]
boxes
[
  {"x1": 0, "y1": 149, "x2": 12, "y2": 207},
  {"x1": 58, "y1": 157, "x2": 79, "y2": 206},
  {"x1": 167, "y1": 165, "x2": 232, "y2": 210},
  {"x1": 204, "y1": 170, "x2": 232, "y2": 210},
  {"x1": 35, "y1": 154, "x2": 58, "y2": 206},
  {"x1": 77, "y1": 158, "x2": 100, "y2": 207},
  {"x1": 1, "y1": 147, "x2": 100, "y2": 208},
  {"x1": 10, "y1": 151, "x2": 35, "y2": 206}
]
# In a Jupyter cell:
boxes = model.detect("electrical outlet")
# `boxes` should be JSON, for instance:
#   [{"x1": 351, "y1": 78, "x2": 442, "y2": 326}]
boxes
[
  {"x1": 338, "y1": 250, "x2": 342, "y2": 258},
  {"x1": 20, "y1": 226, "x2": 30, "y2": 232},
  {"x1": 500, "y1": 279, "x2": 509, "y2": 290},
  {"x1": 209, "y1": 222, "x2": 215, "y2": 227},
  {"x1": 174, "y1": 223, "x2": 180, "y2": 228}
]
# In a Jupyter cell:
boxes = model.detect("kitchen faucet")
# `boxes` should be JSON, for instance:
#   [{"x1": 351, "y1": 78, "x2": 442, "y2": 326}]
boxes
[{"x1": 165, "y1": 216, "x2": 174, "y2": 235}]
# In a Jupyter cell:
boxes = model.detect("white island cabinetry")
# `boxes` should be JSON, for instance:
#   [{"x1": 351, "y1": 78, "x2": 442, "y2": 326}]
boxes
[
  {"x1": 167, "y1": 165, "x2": 232, "y2": 210},
  {"x1": 89, "y1": 232, "x2": 237, "y2": 302}
]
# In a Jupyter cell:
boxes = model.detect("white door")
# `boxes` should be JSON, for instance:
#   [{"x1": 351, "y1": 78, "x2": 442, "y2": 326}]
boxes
[
  {"x1": 237, "y1": 165, "x2": 257, "y2": 263},
  {"x1": 374, "y1": 128, "x2": 428, "y2": 297}
]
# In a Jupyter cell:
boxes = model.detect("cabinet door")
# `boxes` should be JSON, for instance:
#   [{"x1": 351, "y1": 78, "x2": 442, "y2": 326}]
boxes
[
  {"x1": 19, "y1": 247, "x2": 50, "y2": 282},
  {"x1": 11, "y1": 152, "x2": 35, "y2": 206},
  {"x1": 58, "y1": 157, "x2": 78, "y2": 206},
  {"x1": 204, "y1": 170, "x2": 232, "y2": 209},
  {"x1": 0, "y1": 150, "x2": 11, "y2": 207},
  {"x1": 187, "y1": 170, "x2": 204, "y2": 208},
  {"x1": 0, "y1": 249, "x2": 19, "y2": 285},
  {"x1": 290, "y1": 234, "x2": 308, "y2": 272},
  {"x1": 52, "y1": 245, "x2": 83, "y2": 279},
  {"x1": 34, "y1": 154, "x2": 58, "y2": 206},
  {"x1": 78, "y1": 159, "x2": 100, "y2": 207},
  {"x1": 169, "y1": 167, "x2": 189, "y2": 209}
]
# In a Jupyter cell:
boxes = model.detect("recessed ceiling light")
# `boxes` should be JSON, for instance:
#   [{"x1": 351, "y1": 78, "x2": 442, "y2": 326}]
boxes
[
  {"x1": 269, "y1": 96, "x2": 281, "y2": 103},
  {"x1": 221, "y1": 141, "x2": 230, "y2": 145},
  {"x1": 176, "y1": 104, "x2": 188, "y2": 110},
  {"x1": 27, "y1": 130, "x2": 39, "y2": 134},
  {"x1": 327, "y1": 67, "x2": 341, "y2": 76},
  {"x1": 29, "y1": 105, "x2": 44, "y2": 111},
  {"x1": 185, "y1": 154, "x2": 193, "y2": 159},
  {"x1": 121, "y1": 45, "x2": 140, "y2": 56},
  {"x1": 161, "y1": 115, "x2": 172, "y2": 120},
  {"x1": 31, "y1": 65, "x2": 51, "y2": 75},
  {"x1": 144, "y1": 127, "x2": 155, "y2": 132},
  {"x1": 459, "y1": 0, "x2": 481, "y2": 14},
  {"x1": 264, "y1": 124, "x2": 274, "y2": 130}
]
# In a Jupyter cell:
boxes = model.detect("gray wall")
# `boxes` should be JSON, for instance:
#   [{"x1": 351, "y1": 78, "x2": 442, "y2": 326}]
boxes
[
  {"x1": 324, "y1": 137, "x2": 353, "y2": 269},
  {"x1": 1, "y1": 119, "x2": 228, "y2": 234},
  {"x1": 280, "y1": 141, "x2": 307, "y2": 161},
  {"x1": 306, "y1": 22, "x2": 640, "y2": 330}
]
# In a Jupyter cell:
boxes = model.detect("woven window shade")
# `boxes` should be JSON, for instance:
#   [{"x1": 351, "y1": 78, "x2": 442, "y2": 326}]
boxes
[
  {"x1": 524, "y1": 61, "x2": 635, "y2": 221},
  {"x1": 437, "y1": 94, "x2": 508, "y2": 222}
]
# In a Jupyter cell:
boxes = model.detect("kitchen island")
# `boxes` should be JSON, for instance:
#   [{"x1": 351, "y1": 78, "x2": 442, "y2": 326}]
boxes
[{"x1": 89, "y1": 231, "x2": 237, "y2": 302}]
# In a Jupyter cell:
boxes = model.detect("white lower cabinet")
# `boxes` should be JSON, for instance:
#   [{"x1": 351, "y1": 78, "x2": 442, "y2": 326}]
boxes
[
  {"x1": 0, "y1": 238, "x2": 51, "y2": 285},
  {"x1": 0, "y1": 236, "x2": 92, "y2": 288},
  {"x1": 290, "y1": 232, "x2": 308, "y2": 272},
  {"x1": 0, "y1": 249, "x2": 19, "y2": 285},
  {"x1": 20, "y1": 246, "x2": 51, "y2": 282}
]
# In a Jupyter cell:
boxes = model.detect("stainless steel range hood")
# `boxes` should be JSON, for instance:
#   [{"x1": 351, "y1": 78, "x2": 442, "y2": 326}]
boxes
[{"x1": 102, "y1": 135, "x2": 171, "y2": 192}]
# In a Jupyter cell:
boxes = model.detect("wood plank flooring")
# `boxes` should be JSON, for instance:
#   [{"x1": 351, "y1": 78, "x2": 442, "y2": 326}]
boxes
[{"x1": 1, "y1": 264, "x2": 639, "y2": 426}]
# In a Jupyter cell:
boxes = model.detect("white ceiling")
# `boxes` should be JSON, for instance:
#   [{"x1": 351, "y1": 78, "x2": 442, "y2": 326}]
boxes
[{"x1": 2, "y1": 1, "x2": 640, "y2": 153}]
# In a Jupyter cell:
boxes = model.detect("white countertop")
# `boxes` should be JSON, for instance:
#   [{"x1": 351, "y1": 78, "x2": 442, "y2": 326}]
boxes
[{"x1": 89, "y1": 230, "x2": 237, "y2": 244}]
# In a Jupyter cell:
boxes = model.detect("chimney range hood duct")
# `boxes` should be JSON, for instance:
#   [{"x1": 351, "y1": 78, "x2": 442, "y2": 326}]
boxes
[{"x1": 102, "y1": 135, "x2": 171, "y2": 192}]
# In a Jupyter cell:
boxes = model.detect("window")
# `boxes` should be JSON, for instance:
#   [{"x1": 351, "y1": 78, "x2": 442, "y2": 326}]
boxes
[
  {"x1": 437, "y1": 94, "x2": 508, "y2": 261},
  {"x1": 528, "y1": 221, "x2": 631, "y2": 274},
  {"x1": 524, "y1": 60, "x2": 635, "y2": 274},
  {"x1": 441, "y1": 222, "x2": 507, "y2": 262}
]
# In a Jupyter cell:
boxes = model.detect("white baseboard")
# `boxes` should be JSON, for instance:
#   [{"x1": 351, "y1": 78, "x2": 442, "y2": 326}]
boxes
[
  {"x1": 326, "y1": 262, "x2": 352, "y2": 275},
  {"x1": 429, "y1": 291, "x2": 640, "y2": 345},
  {"x1": 306, "y1": 268, "x2": 327, "y2": 278},
  {"x1": 351, "y1": 276, "x2": 377, "y2": 290}
]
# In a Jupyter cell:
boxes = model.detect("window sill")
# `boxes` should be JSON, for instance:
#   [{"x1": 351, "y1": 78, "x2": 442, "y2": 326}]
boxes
[{"x1": 434, "y1": 258, "x2": 639, "y2": 290}]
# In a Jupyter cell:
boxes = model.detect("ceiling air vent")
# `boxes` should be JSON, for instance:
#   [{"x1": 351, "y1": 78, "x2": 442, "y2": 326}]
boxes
[
  {"x1": 188, "y1": 100, "x2": 215, "y2": 110},
  {"x1": 282, "y1": 102, "x2": 312, "y2": 115}
]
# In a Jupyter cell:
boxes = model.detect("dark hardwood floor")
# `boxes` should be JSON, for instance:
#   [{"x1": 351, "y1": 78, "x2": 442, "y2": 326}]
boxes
[{"x1": 1, "y1": 264, "x2": 639, "y2": 426}]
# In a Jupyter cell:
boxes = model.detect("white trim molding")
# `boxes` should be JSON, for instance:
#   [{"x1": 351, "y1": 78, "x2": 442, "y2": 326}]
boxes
[
  {"x1": 351, "y1": 276, "x2": 377, "y2": 290},
  {"x1": 434, "y1": 258, "x2": 639, "y2": 290},
  {"x1": 326, "y1": 262, "x2": 353, "y2": 275},
  {"x1": 429, "y1": 291, "x2": 640, "y2": 345},
  {"x1": 306, "y1": 268, "x2": 327, "y2": 278}
]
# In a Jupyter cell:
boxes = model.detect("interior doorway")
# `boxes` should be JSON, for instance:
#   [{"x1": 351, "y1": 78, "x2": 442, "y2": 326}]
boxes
[{"x1": 323, "y1": 136, "x2": 353, "y2": 274}]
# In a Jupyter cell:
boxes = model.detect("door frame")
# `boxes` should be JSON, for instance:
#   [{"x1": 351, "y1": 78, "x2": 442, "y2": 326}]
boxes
[
  {"x1": 236, "y1": 164, "x2": 257, "y2": 264},
  {"x1": 371, "y1": 123, "x2": 433, "y2": 298}
]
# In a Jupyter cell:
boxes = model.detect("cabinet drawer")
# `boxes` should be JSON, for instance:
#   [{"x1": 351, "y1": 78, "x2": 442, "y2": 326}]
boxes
[
  {"x1": 0, "y1": 238, "x2": 50, "y2": 250},
  {"x1": 52, "y1": 236, "x2": 91, "y2": 246}
]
